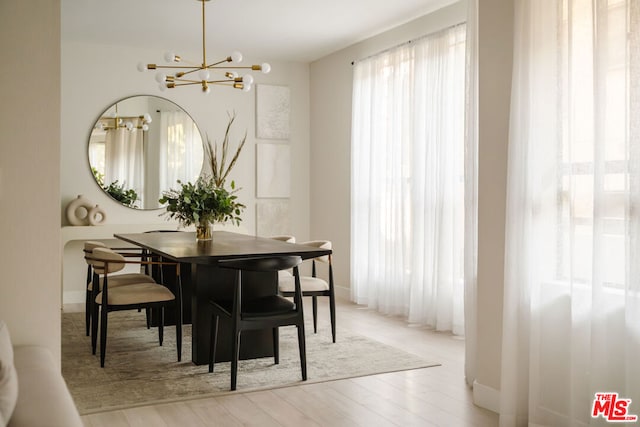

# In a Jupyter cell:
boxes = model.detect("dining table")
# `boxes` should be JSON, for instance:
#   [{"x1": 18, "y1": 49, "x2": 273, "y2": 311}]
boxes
[{"x1": 114, "y1": 230, "x2": 332, "y2": 365}]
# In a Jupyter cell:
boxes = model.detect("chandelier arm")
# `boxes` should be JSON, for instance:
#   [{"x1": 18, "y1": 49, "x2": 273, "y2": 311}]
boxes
[
  {"x1": 205, "y1": 79, "x2": 238, "y2": 84},
  {"x1": 152, "y1": 65, "x2": 208, "y2": 70},
  {"x1": 213, "y1": 66, "x2": 261, "y2": 70},
  {"x1": 206, "y1": 59, "x2": 232, "y2": 68},
  {"x1": 172, "y1": 81, "x2": 206, "y2": 87},
  {"x1": 174, "y1": 78, "x2": 235, "y2": 84}
]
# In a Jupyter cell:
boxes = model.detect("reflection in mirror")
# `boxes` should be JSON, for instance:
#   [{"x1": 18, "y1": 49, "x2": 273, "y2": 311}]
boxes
[{"x1": 88, "y1": 95, "x2": 204, "y2": 210}]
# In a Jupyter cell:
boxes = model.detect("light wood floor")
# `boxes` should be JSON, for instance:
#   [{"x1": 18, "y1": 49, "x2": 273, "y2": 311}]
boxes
[{"x1": 70, "y1": 298, "x2": 498, "y2": 427}]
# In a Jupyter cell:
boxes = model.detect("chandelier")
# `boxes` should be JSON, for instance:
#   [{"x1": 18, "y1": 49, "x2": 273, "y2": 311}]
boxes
[
  {"x1": 137, "y1": 0, "x2": 270, "y2": 93},
  {"x1": 94, "y1": 104, "x2": 152, "y2": 132}
]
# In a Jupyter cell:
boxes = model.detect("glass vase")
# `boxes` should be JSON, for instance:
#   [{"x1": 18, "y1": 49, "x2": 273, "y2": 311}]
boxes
[{"x1": 195, "y1": 221, "x2": 212, "y2": 241}]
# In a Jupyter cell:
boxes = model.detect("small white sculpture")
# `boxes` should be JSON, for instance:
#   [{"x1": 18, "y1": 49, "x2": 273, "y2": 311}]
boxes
[
  {"x1": 88, "y1": 205, "x2": 107, "y2": 226},
  {"x1": 66, "y1": 195, "x2": 104, "y2": 226}
]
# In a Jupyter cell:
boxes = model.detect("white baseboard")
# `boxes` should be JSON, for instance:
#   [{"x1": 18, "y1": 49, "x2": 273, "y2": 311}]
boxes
[
  {"x1": 64, "y1": 290, "x2": 85, "y2": 305},
  {"x1": 473, "y1": 380, "x2": 500, "y2": 414}
]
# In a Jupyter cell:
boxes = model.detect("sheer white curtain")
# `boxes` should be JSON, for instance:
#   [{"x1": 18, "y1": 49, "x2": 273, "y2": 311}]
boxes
[
  {"x1": 501, "y1": 0, "x2": 640, "y2": 425},
  {"x1": 351, "y1": 24, "x2": 466, "y2": 333},
  {"x1": 104, "y1": 127, "x2": 144, "y2": 196},
  {"x1": 159, "y1": 111, "x2": 204, "y2": 191}
]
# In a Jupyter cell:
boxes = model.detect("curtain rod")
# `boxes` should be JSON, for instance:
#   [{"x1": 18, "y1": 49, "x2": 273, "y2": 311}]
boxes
[{"x1": 351, "y1": 21, "x2": 465, "y2": 65}]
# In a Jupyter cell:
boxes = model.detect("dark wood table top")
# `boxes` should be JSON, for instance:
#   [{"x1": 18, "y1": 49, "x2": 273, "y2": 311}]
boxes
[{"x1": 114, "y1": 231, "x2": 331, "y2": 264}]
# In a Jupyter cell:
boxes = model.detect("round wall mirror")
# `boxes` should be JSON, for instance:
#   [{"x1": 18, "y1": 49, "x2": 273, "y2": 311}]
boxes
[{"x1": 88, "y1": 95, "x2": 204, "y2": 210}]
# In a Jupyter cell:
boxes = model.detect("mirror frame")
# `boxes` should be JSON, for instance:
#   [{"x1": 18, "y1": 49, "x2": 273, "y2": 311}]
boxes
[{"x1": 87, "y1": 95, "x2": 204, "y2": 210}]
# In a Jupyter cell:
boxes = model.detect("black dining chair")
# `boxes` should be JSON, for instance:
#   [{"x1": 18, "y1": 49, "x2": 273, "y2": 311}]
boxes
[
  {"x1": 83, "y1": 241, "x2": 155, "y2": 336},
  {"x1": 86, "y1": 247, "x2": 183, "y2": 367},
  {"x1": 278, "y1": 240, "x2": 336, "y2": 343},
  {"x1": 208, "y1": 256, "x2": 307, "y2": 391}
]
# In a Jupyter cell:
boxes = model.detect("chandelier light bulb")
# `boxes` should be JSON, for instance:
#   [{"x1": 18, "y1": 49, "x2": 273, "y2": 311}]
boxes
[
  {"x1": 158, "y1": 84, "x2": 167, "y2": 92},
  {"x1": 143, "y1": 113, "x2": 152, "y2": 123},
  {"x1": 155, "y1": 73, "x2": 167, "y2": 83},
  {"x1": 164, "y1": 52, "x2": 177, "y2": 62},
  {"x1": 142, "y1": 124, "x2": 149, "y2": 131},
  {"x1": 136, "y1": 62, "x2": 147, "y2": 72},
  {"x1": 261, "y1": 63, "x2": 271, "y2": 74},
  {"x1": 125, "y1": 121, "x2": 134, "y2": 131},
  {"x1": 199, "y1": 69, "x2": 210, "y2": 80},
  {"x1": 243, "y1": 74, "x2": 254, "y2": 85},
  {"x1": 242, "y1": 83, "x2": 252, "y2": 93},
  {"x1": 231, "y1": 51, "x2": 243, "y2": 63}
]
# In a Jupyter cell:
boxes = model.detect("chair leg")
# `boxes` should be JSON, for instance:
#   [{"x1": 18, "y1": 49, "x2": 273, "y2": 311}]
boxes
[
  {"x1": 297, "y1": 323, "x2": 307, "y2": 381},
  {"x1": 175, "y1": 304, "x2": 182, "y2": 362},
  {"x1": 146, "y1": 308, "x2": 151, "y2": 329},
  {"x1": 158, "y1": 307, "x2": 164, "y2": 346},
  {"x1": 272, "y1": 328, "x2": 279, "y2": 365},
  {"x1": 99, "y1": 307, "x2": 108, "y2": 367},
  {"x1": 231, "y1": 331, "x2": 241, "y2": 391},
  {"x1": 91, "y1": 302, "x2": 99, "y2": 355},
  {"x1": 208, "y1": 315, "x2": 219, "y2": 373},
  {"x1": 85, "y1": 289, "x2": 91, "y2": 337},
  {"x1": 329, "y1": 293, "x2": 336, "y2": 343},
  {"x1": 312, "y1": 296, "x2": 318, "y2": 333},
  {"x1": 85, "y1": 266, "x2": 92, "y2": 336}
]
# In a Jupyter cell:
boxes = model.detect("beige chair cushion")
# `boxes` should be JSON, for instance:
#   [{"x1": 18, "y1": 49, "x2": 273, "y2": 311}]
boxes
[
  {"x1": 96, "y1": 283, "x2": 175, "y2": 306},
  {"x1": 87, "y1": 273, "x2": 156, "y2": 291},
  {"x1": 278, "y1": 270, "x2": 293, "y2": 279},
  {"x1": 279, "y1": 275, "x2": 329, "y2": 293},
  {"x1": 0, "y1": 321, "x2": 18, "y2": 426}
]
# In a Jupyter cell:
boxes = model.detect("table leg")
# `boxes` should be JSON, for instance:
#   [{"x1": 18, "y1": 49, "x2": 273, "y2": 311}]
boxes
[{"x1": 190, "y1": 264, "x2": 277, "y2": 365}]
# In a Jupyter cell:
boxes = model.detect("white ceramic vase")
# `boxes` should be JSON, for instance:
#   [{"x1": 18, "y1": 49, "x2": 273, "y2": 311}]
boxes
[{"x1": 65, "y1": 195, "x2": 98, "y2": 226}]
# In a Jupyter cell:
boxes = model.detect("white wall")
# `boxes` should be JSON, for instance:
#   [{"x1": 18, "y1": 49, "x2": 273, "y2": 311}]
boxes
[
  {"x1": 0, "y1": 2, "x2": 62, "y2": 362},
  {"x1": 61, "y1": 38, "x2": 312, "y2": 301},
  {"x1": 474, "y1": 0, "x2": 513, "y2": 404}
]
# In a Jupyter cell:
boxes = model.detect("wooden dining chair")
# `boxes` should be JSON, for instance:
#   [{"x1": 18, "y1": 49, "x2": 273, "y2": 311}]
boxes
[
  {"x1": 86, "y1": 247, "x2": 183, "y2": 367},
  {"x1": 208, "y1": 256, "x2": 307, "y2": 391},
  {"x1": 83, "y1": 241, "x2": 155, "y2": 336},
  {"x1": 278, "y1": 240, "x2": 336, "y2": 343}
]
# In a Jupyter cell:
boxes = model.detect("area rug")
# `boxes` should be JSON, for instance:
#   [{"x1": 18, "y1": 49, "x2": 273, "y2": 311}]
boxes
[{"x1": 62, "y1": 311, "x2": 439, "y2": 414}]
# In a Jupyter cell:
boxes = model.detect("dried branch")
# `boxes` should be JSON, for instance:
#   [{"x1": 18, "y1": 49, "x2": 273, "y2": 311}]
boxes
[{"x1": 204, "y1": 111, "x2": 245, "y2": 188}]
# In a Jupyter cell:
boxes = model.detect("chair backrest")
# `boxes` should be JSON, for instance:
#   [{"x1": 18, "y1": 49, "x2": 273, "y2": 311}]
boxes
[
  {"x1": 83, "y1": 241, "x2": 107, "y2": 264},
  {"x1": 300, "y1": 240, "x2": 332, "y2": 264},
  {"x1": 269, "y1": 235, "x2": 296, "y2": 243},
  {"x1": 87, "y1": 247, "x2": 126, "y2": 274}
]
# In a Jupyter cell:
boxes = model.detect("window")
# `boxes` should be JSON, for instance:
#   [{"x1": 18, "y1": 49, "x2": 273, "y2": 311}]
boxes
[{"x1": 351, "y1": 24, "x2": 467, "y2": 333}]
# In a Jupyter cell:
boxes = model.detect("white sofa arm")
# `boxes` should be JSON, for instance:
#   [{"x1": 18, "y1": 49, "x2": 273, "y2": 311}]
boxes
[{"x1": 8, "y1": 346, "x2": 83, "y2": 427}]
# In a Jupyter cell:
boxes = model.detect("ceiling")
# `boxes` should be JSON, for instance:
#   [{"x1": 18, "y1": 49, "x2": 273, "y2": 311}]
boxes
[{"x1": 62, "y1": 0, "x2": 456, "y2": 63}]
